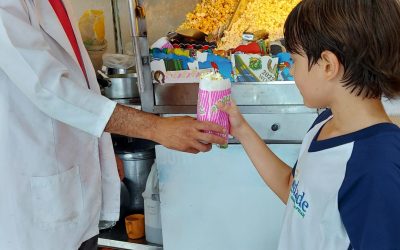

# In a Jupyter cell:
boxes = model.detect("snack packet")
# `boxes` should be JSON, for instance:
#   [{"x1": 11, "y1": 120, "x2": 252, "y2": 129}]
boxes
[{"x1": 197, "y1": 71, "x2": 231, "y2": 148}]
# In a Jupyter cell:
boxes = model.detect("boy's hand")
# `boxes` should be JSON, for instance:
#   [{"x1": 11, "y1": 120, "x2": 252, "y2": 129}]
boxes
[{"x1": 217, "y1": 100, "x2": 248, "y2": 139}]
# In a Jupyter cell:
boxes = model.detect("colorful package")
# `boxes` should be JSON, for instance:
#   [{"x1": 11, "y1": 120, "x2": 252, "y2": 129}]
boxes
[
  {"x1": 231, "y1": 54, "x2": 279, "y2": 82},
  {"x1": 276, "y1": 52, "x2": 294, "y2": 81},
  {"x1": 197, "y1": 72, "x2": 231, "y2": 148}
]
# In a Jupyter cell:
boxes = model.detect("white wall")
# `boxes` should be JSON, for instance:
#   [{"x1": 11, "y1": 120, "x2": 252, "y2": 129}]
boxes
[
  {"x1": 143, "y1": 0, "x2": 199, "y2": 45},
  {"x1": 69, "y1": 0, "x2": 200, "y2": 54}
]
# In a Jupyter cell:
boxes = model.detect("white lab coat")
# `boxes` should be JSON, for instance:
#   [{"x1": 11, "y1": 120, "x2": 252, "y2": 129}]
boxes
[{"x1": 0, "y1": 0, "x2": 121, "y2": 249}]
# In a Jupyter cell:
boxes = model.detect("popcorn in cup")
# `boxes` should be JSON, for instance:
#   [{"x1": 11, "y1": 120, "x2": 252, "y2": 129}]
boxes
[{"x1": 197, "y1": 71, "x2": 231, "y2": 148}]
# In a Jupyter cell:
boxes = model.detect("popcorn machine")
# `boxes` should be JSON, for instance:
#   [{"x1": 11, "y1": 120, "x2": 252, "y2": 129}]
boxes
[{"x1": 128, "y1": 0, "x2": 315, "y2": 116}]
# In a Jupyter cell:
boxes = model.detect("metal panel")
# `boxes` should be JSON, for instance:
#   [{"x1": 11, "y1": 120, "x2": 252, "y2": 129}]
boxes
[
  {"x1": 152, "y1": 105, "x2": 315, "y2": 115},
  {"x1": 154, "y1": 82, "x2": 304, "y2": 106},
  {"x1": 149, "y1": 81, "x2": 312, "y2": 114},
  {"x1": 156, "y1": 144, "x2": 299, "y2": 250},
  {"x1": 98, "y1": 238, "x2": 162, "y2": 250},
  {"x1": 243, "y1": 113, "x2": 317, "y2": 141},
  {"x1": 164, "y1": 112, "x2": 318, "y2": 141}
]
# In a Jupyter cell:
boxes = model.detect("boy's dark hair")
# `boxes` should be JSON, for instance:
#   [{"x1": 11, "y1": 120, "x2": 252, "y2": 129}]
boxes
[{"x1": 284, "y1": 0, "x2": 400, "y2": 98}]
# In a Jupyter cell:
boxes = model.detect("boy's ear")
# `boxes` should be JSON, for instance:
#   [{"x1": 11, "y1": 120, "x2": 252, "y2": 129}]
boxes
[{"x1": 320, "y1": 50, "x2": 341, "y2": 80}]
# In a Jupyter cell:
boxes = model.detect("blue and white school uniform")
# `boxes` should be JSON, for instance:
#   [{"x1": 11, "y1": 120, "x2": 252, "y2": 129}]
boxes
[{"x1": 278, "y1": 109, "x2": 400, "y2": 250}]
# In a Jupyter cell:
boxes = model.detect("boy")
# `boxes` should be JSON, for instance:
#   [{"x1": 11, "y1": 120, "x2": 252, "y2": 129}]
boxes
[
  {"x1": 219, "y1": 0, "x2": 400, "y2": 249},
  {"x1": 0, "y1": 1, "x2": 226, "y2": 250}
]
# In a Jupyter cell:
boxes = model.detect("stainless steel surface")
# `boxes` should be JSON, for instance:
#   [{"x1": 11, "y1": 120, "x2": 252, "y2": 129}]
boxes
[
  {"x1": 155, "y1": 143, "x2": 297, "y2": 250},
  {"x1": 124, "y1": 0, "x2": 153, "y2": 109},
  {"x1": 241, "y1": 113, "x2": 317, "y2": 141},
  {"x1": 128, "y1": 0, "x2": 145, "y2": 94},
  {"x1": 103, "y1": 73, "x2": 139, "y2": 99},
  {"x1": 153, "y1": 104, "x2": 315, "y2": 115},
  {"x1": 118, "y1": 150, "x2": 155, "y2": 211},
  {"x1": 136, "y1": 36, "x2": 154, "y2": 111},
  {"x1": 164, "y1": 112, "x2": 317, "y2": 141},
  {"x1": 155, "y1": 82, "x2": 303, "y2": 106},
  {"x1": 111, "y1": 0, "x2": 124, "y2": 54},
  {"x1": 103, "y1": 65, "x2": 136, "y2": 75},
  {"x1": 114, "y1": 99, "x2": 142, "y2": 109},
  {"x1": 99, "y1": 239, "x2": 162, "y2": 250},
  {"x1": 99, "y1": 238, "x2": 162, "y2": 250},
  {"x1": 150, "y1": 81, "x2": 316, "y2": 114}
]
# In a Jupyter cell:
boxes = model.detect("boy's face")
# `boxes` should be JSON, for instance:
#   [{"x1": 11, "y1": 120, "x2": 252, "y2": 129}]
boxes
[{"x1": 290, "y1": 52, "x2": 334, "y2": 108}]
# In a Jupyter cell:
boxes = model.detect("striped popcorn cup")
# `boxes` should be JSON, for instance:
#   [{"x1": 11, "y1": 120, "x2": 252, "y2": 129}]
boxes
[{"x1": 197, "y1": 78, "x2": 231, "y2": 148}]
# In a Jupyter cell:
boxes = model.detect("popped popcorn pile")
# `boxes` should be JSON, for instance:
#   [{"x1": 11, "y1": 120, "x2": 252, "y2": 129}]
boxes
[
  {"x1": 178, "y1": 0, "x2": 239, "y2": 35},
  {"x1": 218, "y1": 0, "x2": 301, "y2": 50},
  {"x1": 200, "y1": 71, "x2": 224, "y2": 80}
]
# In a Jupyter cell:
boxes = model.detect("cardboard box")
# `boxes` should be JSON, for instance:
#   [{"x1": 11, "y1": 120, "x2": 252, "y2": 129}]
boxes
[
  {"x1": 151, "y1": 59, "x2": 213, "y2": 84},
  {"x1": 231, "y1": 54, "x2": 279, "y2": 82}
]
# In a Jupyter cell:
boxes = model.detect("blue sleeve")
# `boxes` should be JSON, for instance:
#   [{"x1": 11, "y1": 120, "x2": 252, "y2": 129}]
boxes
[
  {"x1": 308, "y1": 109, "x2": 332, "y2": 131},
  {"x1": 338, "y1": 138, "x2": 400, "y2": 250}
]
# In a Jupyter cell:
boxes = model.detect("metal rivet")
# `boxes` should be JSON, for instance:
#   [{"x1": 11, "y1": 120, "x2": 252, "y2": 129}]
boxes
[{"x1": 271, "y1": 123, "x2": 280, "y2": 132}]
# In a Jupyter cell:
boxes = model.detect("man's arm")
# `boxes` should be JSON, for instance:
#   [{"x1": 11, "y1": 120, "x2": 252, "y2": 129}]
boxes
[{"x1": 105, "y1": 104, "x2": 227, "y2": 153}]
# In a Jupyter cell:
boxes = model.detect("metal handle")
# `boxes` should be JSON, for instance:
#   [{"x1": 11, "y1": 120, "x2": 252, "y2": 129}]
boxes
[
  {"x1": 97, "y1": 70, "x2": 112, "y2": 87},
  {"x1": 111, "y1": 0, "x2": 124, "y2": 54},
  {"x1": 128, "y1": 0, "x2": 145, "y2": 94}
]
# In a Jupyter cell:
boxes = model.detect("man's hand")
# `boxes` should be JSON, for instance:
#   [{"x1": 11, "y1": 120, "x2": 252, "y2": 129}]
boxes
[
  {"x1": 105, "y1": 104, "x2": 226, "y2": 154},
  {"x1": 154, "y1": 116, "x2": 227, "y2": 154}
]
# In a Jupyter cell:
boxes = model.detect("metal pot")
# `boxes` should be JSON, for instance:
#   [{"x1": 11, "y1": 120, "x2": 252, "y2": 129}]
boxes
[
  {"x1": 117, "y1": 148, "x2": 155, "y2": 212},
  {"x1": 120, "y1": 181, "x2": 131, "y2": 219},
  {"x1": 98, "y1": 72, "x2": 139, "y2": 99},
  {"x1": 102, "y1": 65, "x2": 136, "y2": 75}
]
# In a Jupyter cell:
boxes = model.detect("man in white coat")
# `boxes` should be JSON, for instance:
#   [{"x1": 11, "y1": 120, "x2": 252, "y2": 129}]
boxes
[{"x1": 0, "y1": 0, "x2": 226, "y2": 249}]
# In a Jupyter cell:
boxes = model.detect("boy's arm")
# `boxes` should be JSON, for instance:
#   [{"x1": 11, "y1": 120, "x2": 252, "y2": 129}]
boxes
[{"x1": 236, "y1": 122, "x2": 294, "y2": 203}]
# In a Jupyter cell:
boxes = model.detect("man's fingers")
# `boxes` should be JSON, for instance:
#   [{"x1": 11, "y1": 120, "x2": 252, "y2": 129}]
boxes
[
  {"x1": 185, "y1": 148, "x2": 200, "y2": 154},
  {"x1": 196, "y1": 121, "x2": 225, "y2": 134},
  {"x1": 195, "y1": 131, "x2": 227, "y2": 146},
  {"x1": 191, "y1": 141, "x2": 212, "y2": 153},
  {"x1": 170, "y1": 144, "x2": 199, "y2": 154}
]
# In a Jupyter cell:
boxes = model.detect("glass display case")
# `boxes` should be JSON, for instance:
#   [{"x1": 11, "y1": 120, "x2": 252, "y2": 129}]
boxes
[{"x1": 125, "y1": 0, "x2": 315, "y2": 115}]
